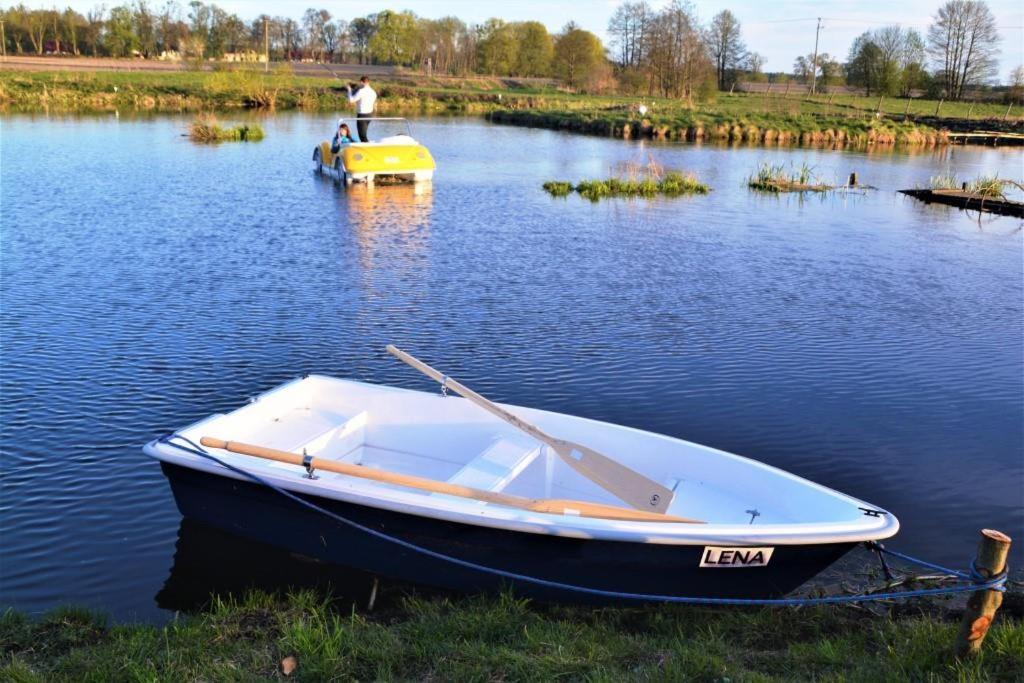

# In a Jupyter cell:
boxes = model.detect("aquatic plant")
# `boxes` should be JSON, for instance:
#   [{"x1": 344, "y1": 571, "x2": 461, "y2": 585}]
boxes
[
  {"x1": 925, "y1": 174, "x2": 1018, "y2": 200},
  {"x1": 927, "y1": 173, "x2": 960, "y2": 190},
  {"x1": 658, "y1": 171, "x2": 711, "y2": 196},
  {"x1": 542, "y1": 181, "x2": 573, "y2": 197},
  {"x1": 546, "y1": 171, "x2": 709, "y2": 202},
  {"x1": 189, "y1": 117, "x2": 265, "y2": 143},
  {"x1": 969, "y1": 175, "x2": 1006, "y2": 198},
  {"x1": 747, "y1": 162, "x2": 831, "y2": 192}
]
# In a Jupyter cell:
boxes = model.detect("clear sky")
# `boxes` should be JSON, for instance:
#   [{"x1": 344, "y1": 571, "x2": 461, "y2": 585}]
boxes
[{"x1": 18, "y1": 0, "x2": 1024, "y2": 82}]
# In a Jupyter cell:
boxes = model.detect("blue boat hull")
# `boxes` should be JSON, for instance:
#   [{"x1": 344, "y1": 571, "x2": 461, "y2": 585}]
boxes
[{"x1": 161, "y1": 462, "x2": 856, "y2": 603}]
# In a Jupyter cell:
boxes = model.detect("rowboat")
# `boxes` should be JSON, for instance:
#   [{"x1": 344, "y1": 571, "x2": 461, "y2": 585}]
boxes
[
  {"x1": 313, "y1": 117, "x2": 435, "y2": 185},
  {"x1": 145, "y1": 346, "x2": 899, "y2": 602}
]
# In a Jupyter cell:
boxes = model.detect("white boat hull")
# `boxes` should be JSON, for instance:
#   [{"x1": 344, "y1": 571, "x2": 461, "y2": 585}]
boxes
[{"x1": 145, "y1": 374, "x2": 899, "y2": 600}]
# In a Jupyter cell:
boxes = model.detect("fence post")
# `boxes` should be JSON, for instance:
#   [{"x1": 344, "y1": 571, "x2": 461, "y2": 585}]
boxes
[
  {"x1": 848, "y1": 172, "x2": 858, "y2": 187},
  {"x1": 954, "y1": 529, "x2": 1012, "y2": 659}
]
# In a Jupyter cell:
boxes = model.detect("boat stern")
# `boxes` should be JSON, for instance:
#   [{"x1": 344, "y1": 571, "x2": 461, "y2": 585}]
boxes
[{"x1": 343, "y1": 143, "x2": 435, "y2": 183}]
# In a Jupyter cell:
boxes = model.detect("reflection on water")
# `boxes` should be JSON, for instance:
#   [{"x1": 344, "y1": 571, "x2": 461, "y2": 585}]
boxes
[
  {"x1": 156, "y1": 519, "x2": 402, "y2": 614},
  {"x1": 343, "y1": 182, "x2": 433, "y2": 267},
  {"x1": 1, "y1": 113, "x2": 1020, "y2": 621}
]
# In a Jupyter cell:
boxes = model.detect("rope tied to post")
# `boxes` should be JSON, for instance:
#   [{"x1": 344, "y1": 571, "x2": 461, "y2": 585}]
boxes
[
  {"x1": 970, "y1": 560, "x2": 1008, "y2": 592},
  {"x1": 158, "y1": 434, "x2": 1011, "y2": 606}
]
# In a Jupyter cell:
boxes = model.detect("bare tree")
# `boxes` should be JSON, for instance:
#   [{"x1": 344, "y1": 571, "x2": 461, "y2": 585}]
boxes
[
  {"x1": 705, "y1": 9, "x2": 745, "y2": 90},
  {"x1": 608, "y1": 1, "x2": 651, "y2": 68},
  {"x1": 644, "y1": 0, "x2": 709, "y2": 99},
  {"x1": 1009, "y1": 65, "x2": 1024, "y2": 103},
  {"x1": 302, "y1": 8, "x2": 329, "y2": 62},
  {"x1": 927, "y1": 0, "x2": 1000, "y2": 99}
]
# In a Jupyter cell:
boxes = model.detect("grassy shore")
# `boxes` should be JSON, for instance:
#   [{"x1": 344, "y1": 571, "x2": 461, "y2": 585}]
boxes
[
  {"x1": 4, "y1": 68, "x2": 1020, "y2": 147},
  {"x1": 488, "y1": 107, "x2": 946, "y2": 146},
  {"x1": 2, "y1": 589, "x2": 1023, "y2": 681}
]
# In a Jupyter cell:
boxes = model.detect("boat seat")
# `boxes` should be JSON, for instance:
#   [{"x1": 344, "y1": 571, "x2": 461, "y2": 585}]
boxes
[{"x1": 445, "y1": 436, "x2": 543, "y2": 493}]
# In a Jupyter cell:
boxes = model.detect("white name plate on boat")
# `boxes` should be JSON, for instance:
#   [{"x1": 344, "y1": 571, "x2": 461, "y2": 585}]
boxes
[{"x1": 699, "y1": 546, "x2": 774, "y2": 568}]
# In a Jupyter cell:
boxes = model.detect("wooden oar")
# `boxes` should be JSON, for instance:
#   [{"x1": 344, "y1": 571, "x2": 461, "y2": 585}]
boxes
[
  {"x1": 385, "y1": 345, "x2": 675, "y2": 513},
  {"x1": 199, "y1": 437, "x2": 703, "y2": 524}
]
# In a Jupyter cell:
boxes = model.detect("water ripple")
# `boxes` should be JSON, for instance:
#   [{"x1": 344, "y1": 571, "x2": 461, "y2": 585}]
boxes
[{"x1": 1, "y1": 114, "x2": 1021, "y2": 620}]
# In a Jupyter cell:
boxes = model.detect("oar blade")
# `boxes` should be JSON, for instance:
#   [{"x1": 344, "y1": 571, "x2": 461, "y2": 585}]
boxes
[{"x1": 553, "y1": 441, "x2": 674, "y2": 513}]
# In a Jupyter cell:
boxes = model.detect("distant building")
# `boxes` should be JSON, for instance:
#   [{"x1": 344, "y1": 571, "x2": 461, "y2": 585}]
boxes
[{"x1": 222, "y1": 51, "x2": 267, "y2": 63}]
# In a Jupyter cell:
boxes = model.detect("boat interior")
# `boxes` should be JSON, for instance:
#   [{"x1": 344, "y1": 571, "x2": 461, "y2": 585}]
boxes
[{"x1": 178, "y1": 375, "x2": 867, "y2": 526}]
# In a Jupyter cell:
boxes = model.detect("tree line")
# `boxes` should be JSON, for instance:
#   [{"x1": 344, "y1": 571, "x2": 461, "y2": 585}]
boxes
[
  {"x1": 0, "y1": 3, "x2": 605, "y2": 86},
  {"x1": 0, "y1": 0, "x2": 1016, "y2": 100}
]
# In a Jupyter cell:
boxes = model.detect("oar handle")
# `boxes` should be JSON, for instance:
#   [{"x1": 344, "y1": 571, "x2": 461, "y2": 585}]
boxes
[
  {"x1": 386, "y1": 345, "x2": 553, "y2": 445},
  {"x1": 197, "y1": 437, "x2": 702, "y2": 523}
]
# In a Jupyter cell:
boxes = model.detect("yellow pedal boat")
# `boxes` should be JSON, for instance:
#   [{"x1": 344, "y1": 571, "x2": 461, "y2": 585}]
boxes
[{"x1": 313, "y1": 117, "x2": 435, "y2": 185}]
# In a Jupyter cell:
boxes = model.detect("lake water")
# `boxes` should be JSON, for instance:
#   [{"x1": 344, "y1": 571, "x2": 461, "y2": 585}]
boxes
[{"x1": 1, "y1": 113, "x2": 1021, "y2": 621}]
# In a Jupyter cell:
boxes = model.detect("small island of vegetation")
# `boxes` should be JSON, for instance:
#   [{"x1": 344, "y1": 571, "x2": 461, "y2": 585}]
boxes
[
  {"x1": 747, "y1": 162, "x2": 842, "y2": 193},
  {"x1": 545, "y1": 160, "x2": 710, "y2": 201},
  {"x1": 188, "y1": 116, "x2": 265, "y2": 142},
  {"x1": 545, "y1": 171, "x2": 710, "y2": 201}
]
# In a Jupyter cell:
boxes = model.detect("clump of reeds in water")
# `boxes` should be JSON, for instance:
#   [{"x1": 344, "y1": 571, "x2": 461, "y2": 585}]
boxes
[
  {"x1": 189, "y1": 116, "x2": 265, "y2": 143},
  {"x1": 543, "y1": 158, "x2": 709, "y2": 202},
  {"x1": 542, "y1": 181, "x2": 574, "y2": 197},
  {"x1": 927, "y1": 172, "x2": 960, "y2": 191},
  {"x1": 966, "y1": 175, "x2": 1020, "y2": 200},
  {"x1": 925, "y1": 173, "x2": 1019, "y2": 199},
  {"x1": 747, "y1": 162, "x2": 833, "y2": 193}
]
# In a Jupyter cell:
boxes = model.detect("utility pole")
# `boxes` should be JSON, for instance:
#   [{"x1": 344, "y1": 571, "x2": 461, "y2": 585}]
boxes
[
  {"x1": 810, "y1": 17, "x2": 822, "y2": 95},
  {"x1": 263, "y1": 17, "x2": 269, "y2": 73}
]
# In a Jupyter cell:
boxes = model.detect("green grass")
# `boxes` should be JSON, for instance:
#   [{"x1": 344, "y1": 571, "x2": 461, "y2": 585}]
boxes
[
  {"x1": 748, "y1": 162, "x2": 837, "y2": 193},
  {"x1": 923, "y1": 173, "x2": 1021, "y2": 199},
  {"x1": 545, "y1": 171, "x2": 710, "y2": 201},
  {"x1": 0, "y1": 69, "x2": 1017, "y2": 147},
  {"x1": 189, "y1": 116, "x2": 264, "y2": 142},
  {"x1": 1, "y1": 589, "x2": 1022, "y2": 681},
  {"x1": 969, "y1": 175, "x2": 1008, "y2": 198},
  {"x1": 542, "y1": 180, "x2": 574, "y2": 197},
  {"x1": 929, "y1": 172, "x2": 962, "y2": 190}
]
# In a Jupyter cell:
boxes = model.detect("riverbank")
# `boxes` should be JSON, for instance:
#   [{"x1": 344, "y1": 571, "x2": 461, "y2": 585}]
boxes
[
  {"x1": 4, "y1": 67, "x2": 1020, "y2": 147},
  {"x1": 487, "y1": 108, "x2": 948, "y2": 146},
  {"x1": 3, "y1": 589, "x2": 1022, "y2": 681}
]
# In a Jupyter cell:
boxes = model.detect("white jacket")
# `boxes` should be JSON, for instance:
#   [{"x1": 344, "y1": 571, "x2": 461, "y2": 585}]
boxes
[{"x1": 348, "y1": 85, "x2": 377, "y2": 115}]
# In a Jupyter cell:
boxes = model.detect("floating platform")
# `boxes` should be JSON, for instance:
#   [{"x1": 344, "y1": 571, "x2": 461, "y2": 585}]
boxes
[
  {"x1": 899, "y1": 189, "x2": 1024, "y2": 218},
  {"x1": 945, "y1": 131, "x2": 1024, "y2": 146}
]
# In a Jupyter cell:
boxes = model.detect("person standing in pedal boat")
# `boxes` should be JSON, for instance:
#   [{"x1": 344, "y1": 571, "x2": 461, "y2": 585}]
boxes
[{"x1": 346, "y1": 76, "x2": 377, "y2": 142}]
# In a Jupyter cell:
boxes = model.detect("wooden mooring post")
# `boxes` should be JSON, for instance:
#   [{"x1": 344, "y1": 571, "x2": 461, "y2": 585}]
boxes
[{"x1": 954, "y1": 529, "x2": 1012, "y2": 658}]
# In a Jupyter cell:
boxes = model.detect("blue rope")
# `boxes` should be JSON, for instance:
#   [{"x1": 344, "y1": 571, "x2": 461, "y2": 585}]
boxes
[{"x1": 158, "y1": 435, "x2": 1008, "y2": 605}]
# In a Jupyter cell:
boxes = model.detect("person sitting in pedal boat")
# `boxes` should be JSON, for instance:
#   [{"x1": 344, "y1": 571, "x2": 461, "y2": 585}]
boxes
[{"x1": 331, "y1": 121, "x2": 354, "y2": 153}]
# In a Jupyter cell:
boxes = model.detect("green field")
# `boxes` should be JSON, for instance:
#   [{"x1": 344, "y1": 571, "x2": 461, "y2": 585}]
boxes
[
  {"x1": 2, "y1": 589, "x2": 1022, "y2": 681},
  {"x1": 0, "y1": 68, "x2": 1018, "y2": 148}
]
